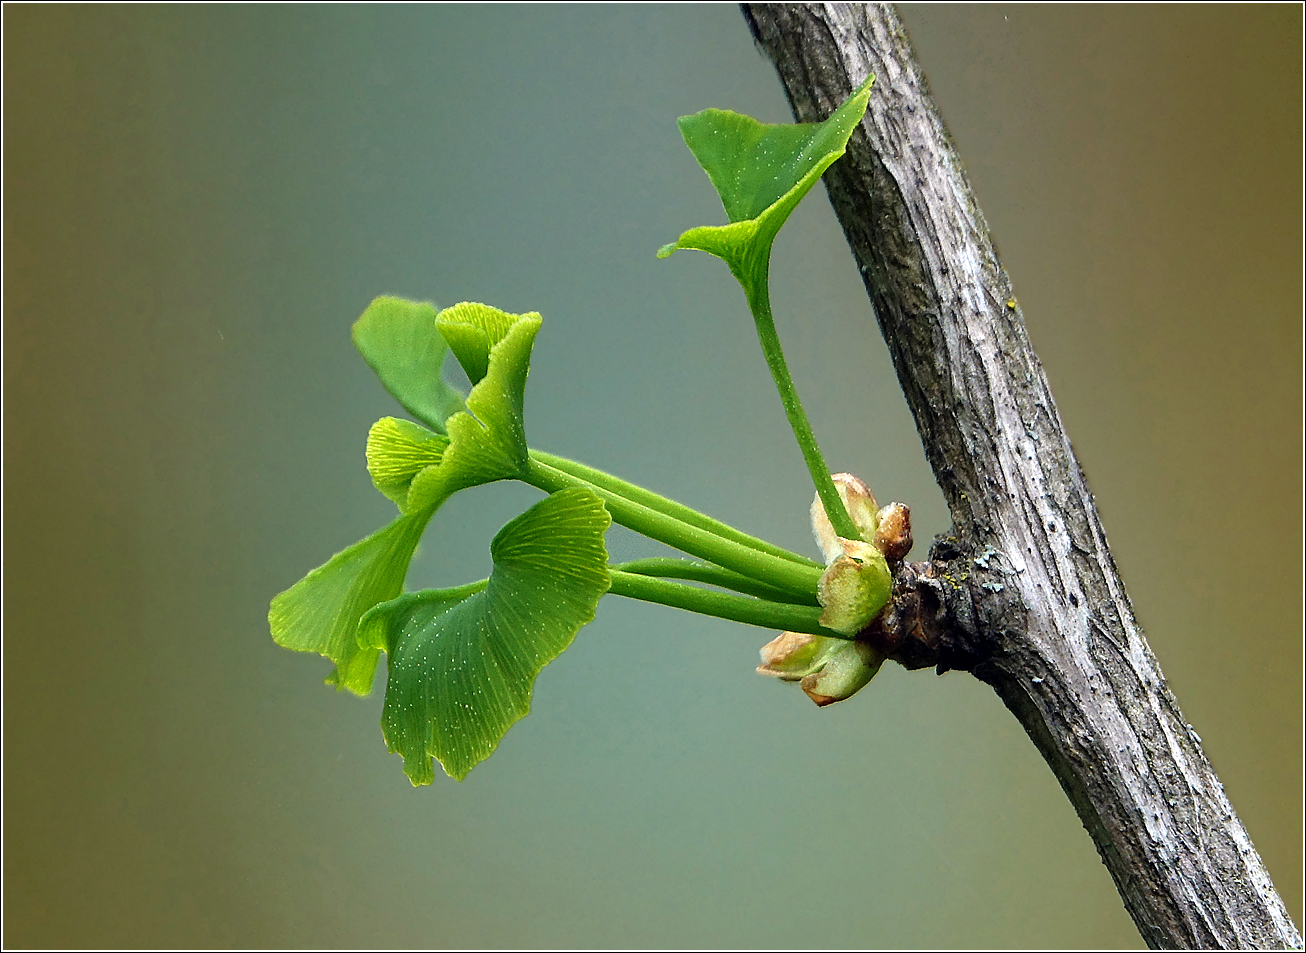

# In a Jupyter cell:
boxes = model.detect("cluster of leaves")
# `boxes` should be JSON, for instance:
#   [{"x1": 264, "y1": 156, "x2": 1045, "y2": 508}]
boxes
[
  {"x1": 270, "y1": 75, "x2": 884, "y2": 785},
  {"x1": 270, "y1": 299, "x2": 611, "y2": 781}
]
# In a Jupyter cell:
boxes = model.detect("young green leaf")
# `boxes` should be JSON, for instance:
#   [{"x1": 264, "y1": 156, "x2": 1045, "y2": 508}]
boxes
[
  {"x1": 366, "y1": 416, "x2": 450, "y2": 513},
  {"x1": 269, "y1": 511, "x2": 433, "y2": 695},
  {"x1": 435, "y1": 301, "x2": 521, "y2": 386},
  {"x1": 394, "y1": 302, "x2": 541, "y2": 512},
  {"x1": 352, "y1": 296, "x2": 466, "y2": 433},
  {"x1": 359, "y1": 487, "x2": 613, "y2": 784},
  {"x1": 657, "y1": 75, "x2": 874, "y2": 298}
]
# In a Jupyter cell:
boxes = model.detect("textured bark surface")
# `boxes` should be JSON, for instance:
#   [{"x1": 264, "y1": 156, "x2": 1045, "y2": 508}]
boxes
[{"x1": 741, "y1": 4, "x2": 1302, "y2": 949}]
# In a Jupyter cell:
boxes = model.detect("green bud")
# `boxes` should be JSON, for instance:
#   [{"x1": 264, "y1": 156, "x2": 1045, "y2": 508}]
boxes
[
  {"x1": 757, "y1": 630, "x2": 832, "y2": 680},
  {"x1": 799, "y1": 639, "x2": 883, "y2": 707},
  {"x1": 757, "y1": 631, "x2": 884, "y2": 707},
  {"x1": 811, "y1": 473, "x2": 880, "y2": 564},
  {"x1": 817, "y1": 538, "x2": 892, "y2": 636},
  {"x1": 757, "y1": 473, "x2": 905, "y2": 708}
]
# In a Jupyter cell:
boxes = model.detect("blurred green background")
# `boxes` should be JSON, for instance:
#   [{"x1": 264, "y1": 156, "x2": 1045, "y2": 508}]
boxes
[{"x1": 4, "y1": 5, "x2": 1299, "y2": 948}]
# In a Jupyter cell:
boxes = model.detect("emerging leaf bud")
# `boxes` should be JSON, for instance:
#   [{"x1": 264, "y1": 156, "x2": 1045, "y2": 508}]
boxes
[
  {"x1": 817, "y1": 538, "x2": 892, "y2": 636},
  {"x1": 757, "y1": 632, "x2": 883, "y2": 706},
  {"x1": 872, "y1": 502, "x2": 912, "y2": 562},
  {"x1": 756, "y1": 631, "x2": 827, "y2": 680},
  {"x1": 811, "y1": 473, "x2": 880, "y2": 564},
  {"x1": 758, "y1": 471, "x2": 905, "y2": 707},
  {"x1": 800, "y1": 639, "x2": 883, "y2": 707}
]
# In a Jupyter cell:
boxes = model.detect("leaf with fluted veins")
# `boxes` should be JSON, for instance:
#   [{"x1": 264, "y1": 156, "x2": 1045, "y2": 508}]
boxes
[
  {"x1": 359, "y1": 487, "x2": 612, "y2": 784},
  {"x1": 658, "y1": 75, "x2": 874, "y2": 299}
]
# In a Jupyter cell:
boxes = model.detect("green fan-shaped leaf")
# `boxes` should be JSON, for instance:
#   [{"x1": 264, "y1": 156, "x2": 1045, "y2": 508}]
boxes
[
  {"x1": 658, "y1": 75, "x2": 874, "y2": 294},
  {"x1": 359, "y1": 487, "x2": 612, "y2": 784},
  {"x1": 366, "y1": 416, "x2": 450, "y2": 512},
  {"x1": 436, "y1": 301, "x2": 519, "y2": 386},
  {"x1": 352, "y1": 296, "x2": 466, "y2": 433},
  {"x1": 390, "y1": 302, "x2": 539, "y2": 512},
  {"x1": 269, "y1": 511, "x2": 433, "y2": 695}
]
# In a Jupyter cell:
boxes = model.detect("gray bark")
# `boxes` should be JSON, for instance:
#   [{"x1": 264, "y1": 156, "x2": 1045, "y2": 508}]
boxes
[{"x1": 740, "y1": 4, "x2": 1302, "y2": 949}]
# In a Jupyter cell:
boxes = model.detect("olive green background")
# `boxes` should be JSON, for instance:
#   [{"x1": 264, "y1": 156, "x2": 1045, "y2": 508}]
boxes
[{"x1": 4, "y1": 5, "x2": 1300, "y2": 949}]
